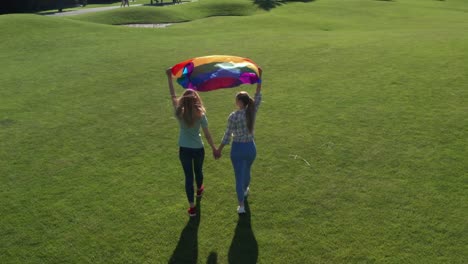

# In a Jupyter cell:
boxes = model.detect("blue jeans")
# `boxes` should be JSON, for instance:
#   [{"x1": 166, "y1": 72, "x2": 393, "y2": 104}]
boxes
[
  {"x1": 179, "y1": 147, "x2": 205, "y2": 203},
  {"x1": 230, "y1": 141, "x2": 256, "y2": 203}
]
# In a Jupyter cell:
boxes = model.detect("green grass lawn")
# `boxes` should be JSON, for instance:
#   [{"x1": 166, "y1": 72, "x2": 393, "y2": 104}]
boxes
[{"x1": 1, "y1": 0, "x2": 467, "y2": 263}]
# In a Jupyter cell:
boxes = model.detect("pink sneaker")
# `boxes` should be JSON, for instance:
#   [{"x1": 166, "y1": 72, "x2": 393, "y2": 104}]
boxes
[
  {"x1": 188, "y1": 207, "x2": 196, "y2": 217},
  {"x1": 196, "y1": 185, "x2": 205, "y2": 197}
]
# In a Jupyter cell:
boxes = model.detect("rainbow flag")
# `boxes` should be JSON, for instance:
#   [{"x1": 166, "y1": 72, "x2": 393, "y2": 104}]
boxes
[{"x1": 170, "y1": 55, "x2": 261, "y2": 92}]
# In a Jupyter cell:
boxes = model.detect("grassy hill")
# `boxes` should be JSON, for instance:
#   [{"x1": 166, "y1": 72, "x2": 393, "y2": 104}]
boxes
[
  {"x1": 67, "y1": 0, "x2": 257, "y2": 25},
  {"x1": 1, "y1": 0, "x2": 467, "y2": 263}
]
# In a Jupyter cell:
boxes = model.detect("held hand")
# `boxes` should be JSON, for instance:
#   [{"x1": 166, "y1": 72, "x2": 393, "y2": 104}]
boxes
[{"x1": 213, "y1": 149, "x2": 222, "y2": 160}]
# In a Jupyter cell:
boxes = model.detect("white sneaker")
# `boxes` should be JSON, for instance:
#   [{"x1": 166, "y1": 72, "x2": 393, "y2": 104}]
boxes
[
  {"x1": 244, "y1": 187, "x2": 250, "y2": 197},
  {"x1": 237, "y1": 206, "x2": 246, "y2": 214}
]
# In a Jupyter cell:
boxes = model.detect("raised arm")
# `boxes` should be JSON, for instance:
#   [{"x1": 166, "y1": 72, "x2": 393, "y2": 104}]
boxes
[
  {"x1": 253, "y1": 68, "x2": 263, "y2": 112},
  {"x1": 256, "y1": 67, "x2": 262, "y2": 95},
  {"x1": 166, "y1": 68, "x2": 178, "y2": 109}
]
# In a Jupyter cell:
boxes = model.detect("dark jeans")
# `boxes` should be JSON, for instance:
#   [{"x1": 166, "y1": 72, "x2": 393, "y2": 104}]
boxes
[{"x1": 179, "y1": 147, "x2": 205, "y2": 203}]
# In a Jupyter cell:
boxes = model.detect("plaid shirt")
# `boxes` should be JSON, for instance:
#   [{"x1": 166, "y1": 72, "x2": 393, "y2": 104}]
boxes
[{"x1": 221, "y1": 93, "x2": 262, "y2": 145}]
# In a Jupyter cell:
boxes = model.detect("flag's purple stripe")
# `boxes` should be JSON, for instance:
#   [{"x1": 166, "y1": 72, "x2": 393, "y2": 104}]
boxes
[{"x1": 175, "y1": 60, "x2": 260, "y2": 90}]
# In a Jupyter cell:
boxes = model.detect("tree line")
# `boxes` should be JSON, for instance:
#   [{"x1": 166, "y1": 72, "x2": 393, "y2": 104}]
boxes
[
  {"x1": 1, "y1": 0, "x2": 315, "y2": 15},
  {"x1": 1, "y1": 0, "x2": 117, "y2": 14}
]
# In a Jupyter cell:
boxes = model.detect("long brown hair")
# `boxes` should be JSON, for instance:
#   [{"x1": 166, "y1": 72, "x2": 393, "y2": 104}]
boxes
[
  {"x1": 236, "y1": 91, "x2": 255, "y2": 133},
  {"x1": 176, "y1": 89, "x2": 205, "y2": 127}
]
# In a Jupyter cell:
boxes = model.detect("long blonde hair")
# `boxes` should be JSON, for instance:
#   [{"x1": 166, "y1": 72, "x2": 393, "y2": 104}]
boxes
[
  {"x1": 236, "y1": 91, "x2": 255, "y2": 133},
  {"x1": 176, "y1": 89, "x2": 206, "y2": 127}
]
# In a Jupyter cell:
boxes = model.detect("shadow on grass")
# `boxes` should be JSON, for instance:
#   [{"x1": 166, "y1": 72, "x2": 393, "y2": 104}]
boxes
[
  {"x1": 39, "y1": 9, "x2": 79, "y2": 15},
  {"x1": 143, "y1": 3, "x2": 175, "y2": 7},
  {"x1": 168, "y1": 197, "x2": 201, "y2": 264},
  {"x1": 145, "y1": 0, "x2": 186, "y2": 7},
  {"x1": 253, "y1": 0, "x2": 284, "y2": 10},
  {"x1": 253, "y1": 0, "x2": 315, "y2": 11},
  {"x1": 206, "y1": 251, "x2": 218, "y2": 264},
  {"x1": 0, "y1": 119, "x2": 15, "y2": 127},
  {"x1": 228, "y1": 200, "x2": 258, "y2": 264},
  {"x1": 39, "y1": 11, "x2": 62, "y2": 15}
]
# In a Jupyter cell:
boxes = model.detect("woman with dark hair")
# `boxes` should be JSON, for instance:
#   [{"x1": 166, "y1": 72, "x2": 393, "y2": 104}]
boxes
[
  {"x1": 216, "y1": 70, "x2": 262, "y2": 214},
  {"x1": 167, "y1": 69, "x2": 217, "y2": 217}
]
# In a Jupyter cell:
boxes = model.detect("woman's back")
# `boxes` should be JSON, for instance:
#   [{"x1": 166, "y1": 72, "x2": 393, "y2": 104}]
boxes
[
  {"x1": 221, "y1": 92, "x2": 262, "y2": 144},
  {"x1": 178, "y1": 114, "x2": 208, "y2": 149}
]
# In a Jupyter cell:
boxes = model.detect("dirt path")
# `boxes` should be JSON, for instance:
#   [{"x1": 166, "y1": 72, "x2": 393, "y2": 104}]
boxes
[
  {"x1": 123, "y1": 23, "x2": 173, "y2": 28},
  {"x1": 45, "y1": 4, "x2": 143, "y2": 16},
  {"x1": 44, "y1": 1, "x2": 195, "y2": 17}
]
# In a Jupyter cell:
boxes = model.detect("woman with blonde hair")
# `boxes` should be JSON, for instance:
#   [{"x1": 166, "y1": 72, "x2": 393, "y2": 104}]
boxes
[
  {"x1": 166, "y1": 69, "x2": 217, "y2": 217},
  {"x1": 216, "y1": 69, "x2": 262, "y2": 214}
]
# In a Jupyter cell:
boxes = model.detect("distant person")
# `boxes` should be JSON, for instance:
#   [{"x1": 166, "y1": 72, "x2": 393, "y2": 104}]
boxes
[
  {"x1": 121, "y1": 0, "x2": 129, "y2": 7},
  {"x1": 215, "y1": 69, "x2": 262, "y2": 214},
  {"x1": 166, "y1": 69, "x2": 217, "y2": 217},
  {"x1": 57, "y1": 0, "x2": 64, "y2": 12}
]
